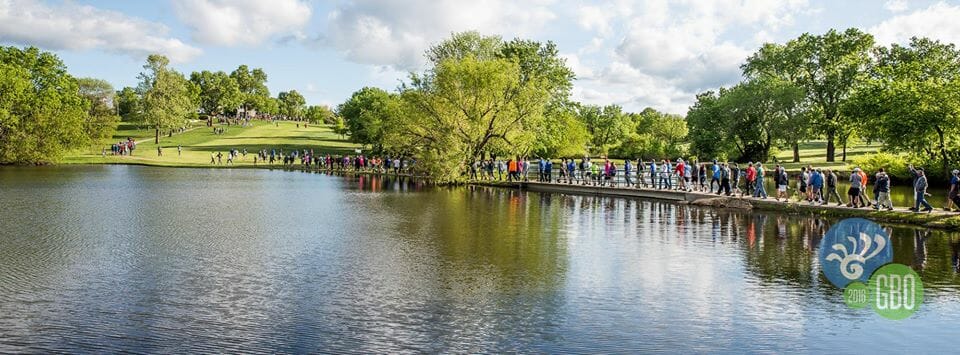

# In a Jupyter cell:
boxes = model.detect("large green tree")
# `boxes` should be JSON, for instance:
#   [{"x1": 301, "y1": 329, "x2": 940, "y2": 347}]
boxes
[
  {"x1": 615, "y1": 108, "x2": 687, "y2": 160},
  {"x1": 389, "y1": 56, "x2": 550, "y2": 181},
  {"x1": 115, "y1": 86, "x2": 140, "y2": 121},
  {"x1": 0, "y1": 46, "x2": 89, "y2": 163},
  {"x1": 743, "y1": 28, "x2": 874, "y2": 162},
  {"x1": 136, "y1": 54, "x2": 197, "y2": 144},
  {"x1": 277, "y1": 90, "x2": 306, "y2": 120},
  {"x1": 76, "y1": 77, "x2": 120, "y2": 143},
  {"x1": 338, "y1": 87, "x2": 399, "y2": 149},
  {"x1": 190, "y1": 70, "x2": 241, "y2": 117},
  {"x1": 849, "y1": 37, "x2": 960, "y2": 177},
  {"x1": 578, "y1": 103, "x2": 633, "y2": 154},
  {"x1": 230, "y1": 65, "x2": 270, "y2": 117},
  {"x1": 304, "y1": 105, "x2": 336, "y2": 124}
]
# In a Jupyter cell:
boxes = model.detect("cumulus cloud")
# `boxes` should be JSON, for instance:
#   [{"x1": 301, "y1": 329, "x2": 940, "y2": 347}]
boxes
[
  {"x1": 884, "y1": 0, "x2": 909, "y2": 13},
  {"x1": 322, "y1": 0, "x2": 556, "y2": 70},
  {"x1": 566, "y1": 0, "x2": 810, "y2": 113},
  {"x1": 0, "y1": 0, "x2": 200, "y2": 62},
  {"x1": 870, "y1": 1, "x2": 960, "y2": 46},
  {"x1": 173, "y1": 0, "x2": 311, "y2": 46}
]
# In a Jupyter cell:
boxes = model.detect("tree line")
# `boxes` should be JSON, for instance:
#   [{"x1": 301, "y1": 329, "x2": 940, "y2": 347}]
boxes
[
  {"x1": 0, "y1": 45, "x2": 338, "y2": 164},
  {"x1": 687, "y1": 28, "x2": 960, "y2": 179},
  {"x1": 335, "y1": 32, "x2": 686, "y2": 182}
]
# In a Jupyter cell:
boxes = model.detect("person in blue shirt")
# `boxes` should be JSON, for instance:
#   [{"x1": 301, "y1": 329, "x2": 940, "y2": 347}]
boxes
[
  {"x1": 624, "y1": 159, "x2": 633, "y2": 187},
  {"x1": 649, "y1": 159, "x2": 658, "y2": 189},
  {"x1": 810, "y1": 168, "x2": 824, "y2": 204},
  {"x1": 711, "y1": 160, "x2": 721, "y2": 193}
]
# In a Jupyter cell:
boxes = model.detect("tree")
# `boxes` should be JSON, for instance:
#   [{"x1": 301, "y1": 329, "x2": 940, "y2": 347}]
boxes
[
  {"x1": 230, "y1": 65, "x2": 270, "y2": 117},
  {"x1": 0, "y1": 46, "x2": 88, "y2": 163},
  {"x1": 615, "y1": 108, "x2": 687, "y2": 159},
  {"x1": 528, "y1": 101, "x2": 590, "y2": 158},
  {"x1": 76, "y1": 77, "x2": 120, "y2": 143},
  {"x1": 337, "y1": 87, "x2": 399, "y2": 149},
  {"x1": 277, "y1": 90, "x2": 306, "y2": 120},
  {"x1": 744, "y1": 28, "x2": 874, "y2": 162},
  {"x1": 136, "y1": 54, "x2": 197, "y2": 144},
  {"x1": 190, "y1": 70, "x2": 241, "y2": 117},
  {"x1": 115, "y1": 86, "x2": 140, "y2": 121},
  {"x1": 687, "y1": 78, "x2": 806, "y2": 163},
  {"x1": 389, "y1": 55, "x2": 550, "y2": 181},
  {"x1": 849, "y1": 37, "x2": 960, "y2": 178},
  {"x1": 578, "y1": 103, "x2": 633, "y2": 154},
  {"x1": 304, "y1": 105, "x2": 336, "y2": 124}
]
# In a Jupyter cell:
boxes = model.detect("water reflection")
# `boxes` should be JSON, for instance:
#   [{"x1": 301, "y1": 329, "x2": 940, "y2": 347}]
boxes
[{"x1": 0, "y1": 166, "x2": 958, "y2": 352}]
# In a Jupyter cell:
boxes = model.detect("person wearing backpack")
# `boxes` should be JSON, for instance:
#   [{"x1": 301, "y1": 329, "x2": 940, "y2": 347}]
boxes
[{"x1": 718, "y1": 162, "x2": 731, "y2": 196}]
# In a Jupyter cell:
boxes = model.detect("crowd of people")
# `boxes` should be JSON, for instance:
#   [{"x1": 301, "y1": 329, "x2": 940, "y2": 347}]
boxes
[
  {"x1": 469, "y1": 157, "x2": 960, "y2": 213},
  {"x1": 204, "y1": 147, "x2": 414, "y2": 175}
]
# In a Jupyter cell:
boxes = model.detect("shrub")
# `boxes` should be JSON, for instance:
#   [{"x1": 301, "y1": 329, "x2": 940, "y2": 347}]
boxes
[{"x1": 853, "y1": 152, "x2": 909, "y2": 180}]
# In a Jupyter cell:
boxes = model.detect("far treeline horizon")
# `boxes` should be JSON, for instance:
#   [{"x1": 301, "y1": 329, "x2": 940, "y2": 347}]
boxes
[{"x1": 2, "y1": 28, "x2": 959, "y2": 182}]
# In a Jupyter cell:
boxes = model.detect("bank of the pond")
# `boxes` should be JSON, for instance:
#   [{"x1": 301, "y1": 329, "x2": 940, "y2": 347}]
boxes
[{"x1": 474, "y1": 180, "x2": 960, "y2": 231}]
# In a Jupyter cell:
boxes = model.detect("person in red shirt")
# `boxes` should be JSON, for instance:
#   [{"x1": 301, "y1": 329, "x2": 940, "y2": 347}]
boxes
[
  {"x1": 745, "y1": 163, "x2": 757, "y2": 197},
  {"x1": 675, "y1": 159, "x2": 685, "y2": 190}
]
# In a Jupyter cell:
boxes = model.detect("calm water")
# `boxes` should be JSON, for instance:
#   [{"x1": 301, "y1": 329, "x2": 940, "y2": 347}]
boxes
[{"x1": 1, "y1": 165, "x2": 958, "y2": 353}]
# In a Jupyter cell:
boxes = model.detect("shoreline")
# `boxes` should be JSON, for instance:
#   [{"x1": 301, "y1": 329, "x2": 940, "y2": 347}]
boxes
[
  {"x1": 12, "y1": 161, "x2": 960, "y2": 231},
  {"x1": 473, "y1": 180, "x2": 960, "y2": 232}
]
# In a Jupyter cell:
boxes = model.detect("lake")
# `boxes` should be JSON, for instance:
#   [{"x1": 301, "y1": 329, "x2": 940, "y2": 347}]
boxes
[{"x1": 0, "y1": 165, "x2": 958, "y2": 353}]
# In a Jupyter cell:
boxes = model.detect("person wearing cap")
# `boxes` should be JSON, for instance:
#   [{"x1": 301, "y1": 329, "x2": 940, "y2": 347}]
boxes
[
  {"x1": 948, "y1": 169, "x2": 960, "y2": 211},
  {"x1": 913, "y1": 167, "x2": 934, "y2": 212}
]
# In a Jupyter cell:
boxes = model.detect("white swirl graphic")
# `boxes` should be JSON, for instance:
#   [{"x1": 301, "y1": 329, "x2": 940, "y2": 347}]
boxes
[{"x1": 825, "y1": 232, "x2": 887, "y2": 280}]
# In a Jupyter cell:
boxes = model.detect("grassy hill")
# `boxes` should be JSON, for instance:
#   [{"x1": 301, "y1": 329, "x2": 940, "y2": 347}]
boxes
[{"x1": 64, "y1": 120, "x2": 361, "y2": 167}]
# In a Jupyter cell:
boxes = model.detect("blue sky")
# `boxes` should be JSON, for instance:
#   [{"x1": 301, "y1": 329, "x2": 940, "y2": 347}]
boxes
[{"x1": 2, "y1": 0, "x2": 959, "y2": 114}]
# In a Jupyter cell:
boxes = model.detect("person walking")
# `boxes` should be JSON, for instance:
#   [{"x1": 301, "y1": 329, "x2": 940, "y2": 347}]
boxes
[
  {"x1": 823, "y1": 169, "x2": 843, "y2": 206},
  {"x1": 913, "y1": 168, "x2": 934, "y2": 213},
  {"x1": 745, "y1": 163, "x2": 756, "y2": 197},
  {"x1": 810, "y1": 168, "x2": 824, "y2": 204},
  {"x1": 753, "y1": 163, "x2": 767, "y2": 199},
  {"x1": 177, "y1": 144, "x2": 182, "y2": 157},
  {"x1": 157, "y1": 146, "x2": 162, "y2": 157},
  {"x1": 776, "y1": 166, "x2": 789, "y2": 201},
  {"x1": 731, "y1": 163, "x2": 742, "y2": 196},
  {"x1": 848, "y1": 168, "x2": 863, "y2": 208},
  {"x1": 719, "y1": 162, "x2": 731, "y2": 196},
  {"x1": 798, "y1": 167, "x2": 809, "y2": 202},
  {"x1": 624, "y1": 159, "x2": 633, "y2": 187},
  {"x1": 874, "y1": 168, "x2": 894, "y2": 211},
  {"x1": 948, "y1": 169, "x2": 960, "y2": 212}
]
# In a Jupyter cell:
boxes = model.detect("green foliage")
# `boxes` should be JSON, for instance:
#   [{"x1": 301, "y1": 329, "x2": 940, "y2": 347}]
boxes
[
  {"x1": 115, "y1": 86, "x2": 140, "y2": 121},
  {"x1": 305, "y1": 105, "x2": 336, "y2": 124},
  {"x1": 277, "y1": 90, "x2": 306, "y2": 119},
  {"x1": 744, "y1": 28, "x2": 874, "y2": 162},
  {"x1": 615, "y1": 108, "x2": 687, "y2": 159},
  {"x1": 0, "y1": 46, "x2": 89, "y2": 163},
  {"x1": 76, "y1": 77, "x2": 120, "y2": 143},
  {"x1": 190, "y1": 70, "x2": 241, "y2": 116},
  {"x1": 136, "y1": 54, "x2": 197, "y2": 144},
  {"x1": 528, "y1": 102, "x2": 590, "y2": 158},
  {"x1": 852, "y1": 152, "x2": 909, "y2": 180},
  {"x1": 230, "y1": 65, "x2": 270, "y2": 116},
  {"x1": 577, "y1": 103, "x2": 633, "y2": 154},
  {"x1": 849, "y1": 37, "x2": 960, "y2": 178},
  {"x1": 337, "y1": 87, "x2": 398, "y2": 148}
]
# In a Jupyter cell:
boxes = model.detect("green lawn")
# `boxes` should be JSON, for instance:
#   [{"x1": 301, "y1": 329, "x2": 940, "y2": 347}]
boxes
[
  {"x1": 63, "y1": 120, "x2": 361, "y2": 167},
  {"x1": 773, "y1": 141, "x2": 881, "y2": 172}
]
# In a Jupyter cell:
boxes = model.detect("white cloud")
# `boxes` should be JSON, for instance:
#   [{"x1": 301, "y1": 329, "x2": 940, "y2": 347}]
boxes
[
  {"x1": 322, "y1": 0, "x2": 556, "y2": 70},
  {"x1": 884, "y1": 0, "x2": 909, "y2": 13},
  {"x1": 0, "y1": 0, "x2": 200, "y2": 62},
  {"x1": 173, "y1": 0, "x2": 311, "y2": 46},
  {"x1": 870, "y1": 2, "x2": 960, "y2": 46}
]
